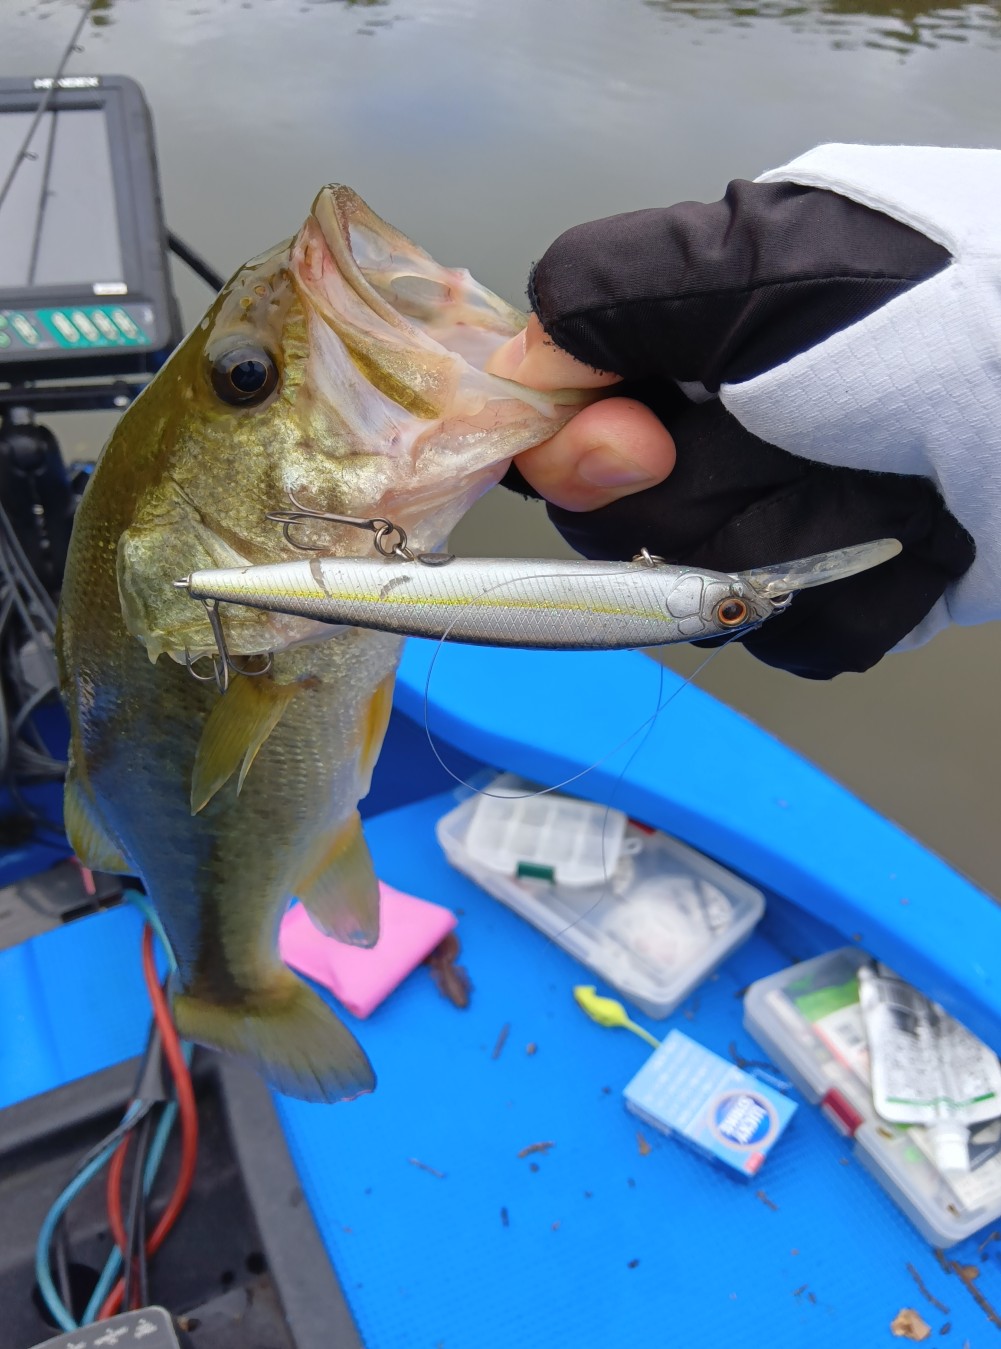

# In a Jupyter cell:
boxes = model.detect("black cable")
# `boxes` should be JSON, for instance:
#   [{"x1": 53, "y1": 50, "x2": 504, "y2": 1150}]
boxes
[
  {"x1": 40, "y1": 1020, "x2": 164, "y2": 1294},
  {"x1": 122, "y1": 1110, "x2": 154, "y2": 1311},
  {"x1": 0, "y1": 651, "x2": 10, "y2": 788},
  {"x1": 0, "y1": 498, "x2": 58, "y2": 630},
  {"x1": 0, "y1": 783, "x2": 66, "y2": 848},
  {"x1": 0, "y1": 491, "x2": 66, "y2": 846},
  {"x1": 53, "y1": 1216, "x2": 73, "y2": 1316},
  {"x1": 12, "y1": 683, "x2": 59, "y2": 745},
  {"x1": 39, "y1": 1099, "x2": 155, "y2": 1313},
  {"x1": 0, "y1": 0, "x2": 93, "y2": 844},
  {"x1": 65, "y1": 1024, "x2": 161, "y2": 1184},
  {"x1": 167, "y1": 230, "x2": 225, "y2": 293},
  {"x1": 13, "y1": 747, "x2": 67, "y2": 781},
  {"x1": 0, "y1": 544, "x2": 51, "y2": 650},
  {"x1": 71, "y1": 1100, "x2": 156, "y2": 1183},
  {"x1": 134, "y1": 1154, "x2": 149, "y2": 1307}
]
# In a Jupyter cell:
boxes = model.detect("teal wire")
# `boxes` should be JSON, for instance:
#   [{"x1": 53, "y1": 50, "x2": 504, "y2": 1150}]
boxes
[
  {"x1": 80, "y1": 1052, "x2": 190, "y2": 1325},
  {"x1": 127, "y1": 890, "x2": 178, "y2": 973},
  {"x1": 34, "y1": 1104, "x2": 143, "y2": 1331},
  {"x1": 36, "y1": 895, "x2": 184, "y2": 1327},
  {"x1": 80, "y1": 899, "x2": 188, "y2": 1321}
]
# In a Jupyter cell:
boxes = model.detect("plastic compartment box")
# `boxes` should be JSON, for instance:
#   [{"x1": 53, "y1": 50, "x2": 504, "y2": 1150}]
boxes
[
  {"x1": 744, "y1": 948, "x2": 1001, "y2": 1247},
  {"x1": 436, "y1": 775, "x2": 766, "y2": 1019}
]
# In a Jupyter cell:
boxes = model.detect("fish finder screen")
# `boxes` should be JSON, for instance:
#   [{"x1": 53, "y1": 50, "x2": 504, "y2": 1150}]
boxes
[{"x1": 0, "y1": 106, "x2": 124, "y2": 292}]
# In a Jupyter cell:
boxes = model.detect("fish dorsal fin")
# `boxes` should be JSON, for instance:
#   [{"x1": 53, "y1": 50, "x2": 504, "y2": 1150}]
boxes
[
  {"x1": 295, "y1": 811, "x2": 381, "y2": 948},
  {"x1": 64, "y1": 770, "x2": 132, "y2": 874},
  {"x1": 191, "y1": 675, "x2": 304, "y2": 815}
]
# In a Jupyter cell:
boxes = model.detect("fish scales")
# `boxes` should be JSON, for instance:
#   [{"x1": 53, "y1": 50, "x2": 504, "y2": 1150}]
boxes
[{"x1": 57, "y1": 186, "x2": 579, "y2": 1102}]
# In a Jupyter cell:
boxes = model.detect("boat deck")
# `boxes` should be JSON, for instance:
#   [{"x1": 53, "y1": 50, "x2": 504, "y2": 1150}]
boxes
[{"x1": 4, "y1": 640, "x2": 1001, "y2": 1345}]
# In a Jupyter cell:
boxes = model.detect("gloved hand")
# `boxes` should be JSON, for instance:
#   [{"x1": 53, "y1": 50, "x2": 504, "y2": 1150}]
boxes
[{"x1": 492, "y1": 184, "x2": 975, "y2": 679}]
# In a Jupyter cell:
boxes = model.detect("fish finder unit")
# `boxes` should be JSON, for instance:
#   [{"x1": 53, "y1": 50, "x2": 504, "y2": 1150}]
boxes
[
  {"x1": 0, "y1": 73, "x2": 181, "y2": 390},
  {"x1": 0, "y1": 76, "x2": 185, "y2": 849}
]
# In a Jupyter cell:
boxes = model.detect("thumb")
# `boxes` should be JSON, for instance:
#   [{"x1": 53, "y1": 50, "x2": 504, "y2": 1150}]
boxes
[
  {"x1": 486, "y1": 315, "x2": 623, "y2": 391},
  {"x1": 489, "y1": 316, "x2": 675, "y2": 512}
]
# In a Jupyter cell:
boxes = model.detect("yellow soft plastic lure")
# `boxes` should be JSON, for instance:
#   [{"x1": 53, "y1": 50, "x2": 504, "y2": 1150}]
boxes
[{"x1": 573, "y1": 985, "x2": 661, "y2": 1049}]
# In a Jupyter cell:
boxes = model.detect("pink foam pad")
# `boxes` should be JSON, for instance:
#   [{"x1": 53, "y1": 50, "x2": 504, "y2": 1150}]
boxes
[{"x1": 279, "y1": 881, "x2": 457, "y2": 1019}]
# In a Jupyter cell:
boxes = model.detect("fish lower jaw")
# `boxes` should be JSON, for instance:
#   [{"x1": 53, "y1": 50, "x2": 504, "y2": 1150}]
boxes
[{"x1": 379, "y1": 469, "x2": 507, "y2": 551}]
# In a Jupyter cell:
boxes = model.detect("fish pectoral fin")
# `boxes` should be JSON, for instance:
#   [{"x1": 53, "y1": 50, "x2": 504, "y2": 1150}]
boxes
[
  {"x1": 64, "y1": 772, "x2": 133, "y2": 874},
  {"x1": 296, "y1": 812, "x2": 381, "y2": 948},
  {"x1": 190, "y1": 674, "x2": 307, "y2": 815},
  {"x1": 172, "y1": 971, "x2": 374, "y2": 1104},
  {"x1": 358, "y1": 672, "x2": 396, "y2": 796}
]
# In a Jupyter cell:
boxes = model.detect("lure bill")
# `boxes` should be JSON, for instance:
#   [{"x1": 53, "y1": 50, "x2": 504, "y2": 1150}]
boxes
[{"x1": 179, "y1": 539, "x2": 903, "y2": 651}]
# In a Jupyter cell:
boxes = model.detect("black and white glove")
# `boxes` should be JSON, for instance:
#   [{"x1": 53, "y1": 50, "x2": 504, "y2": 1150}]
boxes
[{"x1": 502, "y1": 179, "x2": 975, "y2": 679}]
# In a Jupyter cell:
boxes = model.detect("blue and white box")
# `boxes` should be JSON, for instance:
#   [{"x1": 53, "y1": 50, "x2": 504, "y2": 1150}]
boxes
[{"x1": 624, "y1": 1029, "x2": 797, "y2": 1177}]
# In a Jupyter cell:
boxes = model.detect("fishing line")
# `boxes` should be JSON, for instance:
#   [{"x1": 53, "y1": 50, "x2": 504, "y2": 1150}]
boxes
[
  {"x1": 420, "y1": 563, "x2": 733, "y2": 801},
  {"x1": 419, "y1": 572, "x2": 738, "y2": 941},
  {"x1": 421, "y1": 563, "x2": 656, "y2": 800},
  {"x1": 558, "y1": 637, "x2": 737, "y2": 942}
]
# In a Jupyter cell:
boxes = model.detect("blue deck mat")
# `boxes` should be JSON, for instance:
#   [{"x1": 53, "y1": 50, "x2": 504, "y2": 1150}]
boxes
[
  {"x1": 278, "y1": 791, "x2": 1001, "y2": 1348},
  {"x1": 4, "y1": 788, "x2": 1001, "y2": 1346}
]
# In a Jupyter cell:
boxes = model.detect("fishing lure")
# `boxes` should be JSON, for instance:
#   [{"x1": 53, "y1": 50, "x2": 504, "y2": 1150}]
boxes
[{"x1": 175, "y1": 505, "x2": 901, "y2": 654}]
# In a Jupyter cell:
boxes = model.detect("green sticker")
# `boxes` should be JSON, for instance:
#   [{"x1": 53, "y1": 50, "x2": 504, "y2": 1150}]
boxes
[{"x1": 516, "y1": 861, "x2": 556, "y2": 883}]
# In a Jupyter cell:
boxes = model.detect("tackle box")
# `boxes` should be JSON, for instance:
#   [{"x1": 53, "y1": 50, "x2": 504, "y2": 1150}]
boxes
[
  {"x1": 743, "y1": 948, "x2": 1001, "y2": 1247},
  {"x1": 436, "y1": 774, "x2": 766, "y2": 1019}
]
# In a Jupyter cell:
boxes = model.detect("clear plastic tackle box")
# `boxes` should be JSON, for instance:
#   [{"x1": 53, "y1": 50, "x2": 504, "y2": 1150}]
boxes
[
  {"x1": 743, "y1": 948, "x2": 1001, "y2": 1247},
  {"x1": 436, "y1": 774, "x2": 766, "y2": 1019}
]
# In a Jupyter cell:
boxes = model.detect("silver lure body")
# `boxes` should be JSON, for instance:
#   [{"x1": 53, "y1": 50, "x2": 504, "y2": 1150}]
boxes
[{"x1": 182, "y1": 539, "x2": 902, "y2": 651}]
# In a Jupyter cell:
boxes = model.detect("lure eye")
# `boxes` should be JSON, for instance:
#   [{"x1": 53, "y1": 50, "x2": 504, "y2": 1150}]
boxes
[
  {"x1": 716, "y1": 597, "x2": 749, "y2": 627},
  {"x1": 210, "y1": 346, "x2": 279, "y2": 406}
]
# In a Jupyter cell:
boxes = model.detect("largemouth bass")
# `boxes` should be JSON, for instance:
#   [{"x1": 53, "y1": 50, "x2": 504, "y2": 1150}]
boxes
[{"x1": 57, "y1": 187, "x2": 579, "y2": 1103}]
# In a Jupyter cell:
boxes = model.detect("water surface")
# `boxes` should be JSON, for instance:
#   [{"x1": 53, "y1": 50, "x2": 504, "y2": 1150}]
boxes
[{"x1": 4, "y1": 0, "x2": 1000, "y2": 893}]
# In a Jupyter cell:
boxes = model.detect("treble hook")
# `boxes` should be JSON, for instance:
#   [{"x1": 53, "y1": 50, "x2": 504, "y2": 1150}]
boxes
[
  {"x1": 266, "y1": 490, "x2": 416, "y2": 560},
  {"x1": 183, "y1": 598, "x2": 274, "y2": 695}
]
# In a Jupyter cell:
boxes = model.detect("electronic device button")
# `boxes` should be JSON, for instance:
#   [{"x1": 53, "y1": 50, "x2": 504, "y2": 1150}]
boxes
[
  {"x1": 70, "y1": 310, "x2": 103, "y2": 343},
  {"x1": 10, "y1": 313, "x2": 40, "y2": 344},
  {"x1": 50, "y1": 311, "x2": 82, "y2": 344},
  {"x1": 91, "y1": 308, "x2": 121, "y2": 341},
  {"x1": 109, "y1": 307, "x2": 146, "y2": 342}
]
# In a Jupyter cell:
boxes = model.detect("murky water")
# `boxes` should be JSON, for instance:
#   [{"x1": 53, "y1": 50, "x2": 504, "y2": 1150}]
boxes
[{"x1": 4, "y1": 0, "x2": 1000, "y2": 893}]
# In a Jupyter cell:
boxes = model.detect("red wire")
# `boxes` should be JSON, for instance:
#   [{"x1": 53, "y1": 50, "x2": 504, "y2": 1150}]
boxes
[
  {"x1": 104, "y1": 1132, "x2": 131, "y2": 1272},
  {"x1": 106, "y1": 1131, "x2": 145, "y2": 1309},
  {"x1": 97, "y1": 923, "x2": 199, "y2": 1318}
]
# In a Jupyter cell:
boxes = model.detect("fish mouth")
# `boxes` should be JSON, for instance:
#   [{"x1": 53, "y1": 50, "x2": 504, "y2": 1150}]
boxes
[
  {"x1": 281, "y1": 184, "x2": 590, "y2": 553},
  {"x1": 294, "y1": 185, "x2": 585, "y2": 416},
  {"x1": 307, "y1": 185, "x2": 527, "y2": 364},
  {"x1": 293, "y1": 184, "x2": 538, "y2": 407},
  {"x1": 285, "y1": 187, "x2": 586, "y2": 550}
]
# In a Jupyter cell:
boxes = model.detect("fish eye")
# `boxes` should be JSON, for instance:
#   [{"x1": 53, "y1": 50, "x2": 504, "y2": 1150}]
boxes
[
  {"x1": 716, "y1": 597, "x2": 749, "y2": 627},
  {"x1": 210, "y1": 345, "x2": 279, "y2": 406}
]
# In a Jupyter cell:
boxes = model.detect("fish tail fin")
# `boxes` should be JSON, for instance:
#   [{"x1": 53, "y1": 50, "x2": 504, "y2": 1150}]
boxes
[{"x1": 172, "y1": 972, "x2": 374, "y2": 1104}]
